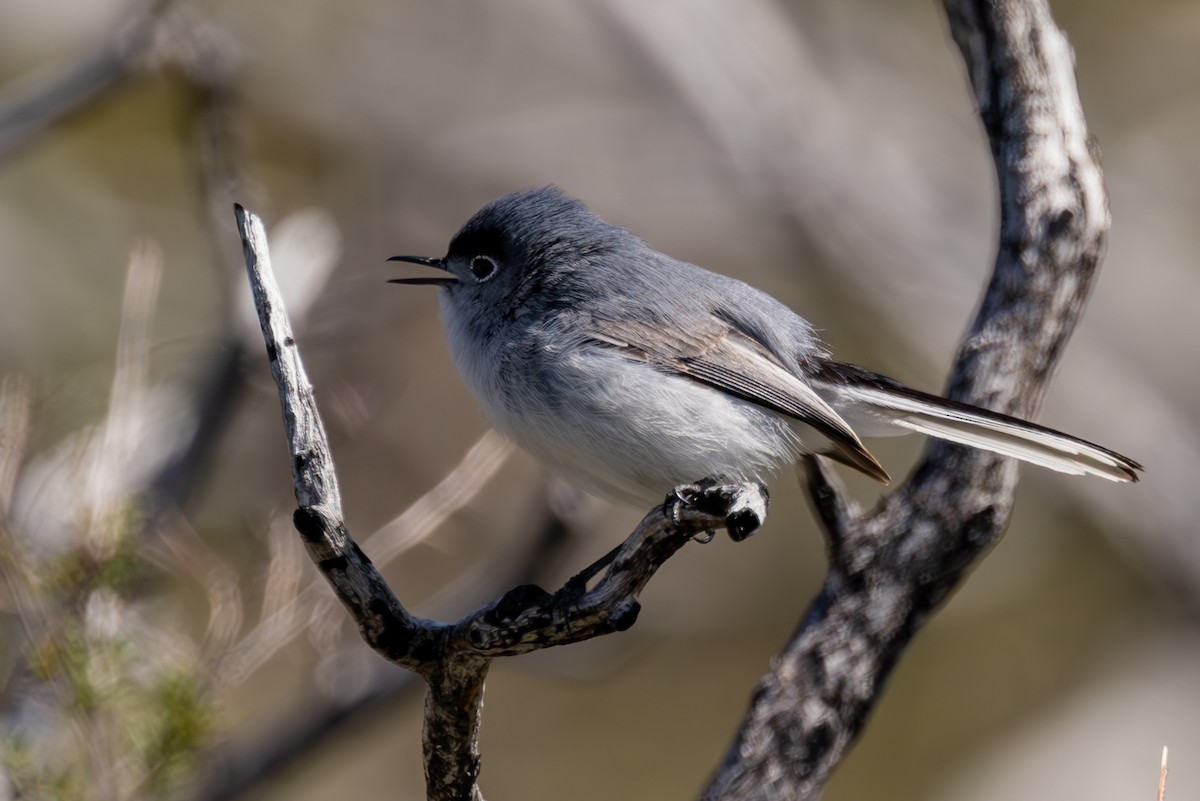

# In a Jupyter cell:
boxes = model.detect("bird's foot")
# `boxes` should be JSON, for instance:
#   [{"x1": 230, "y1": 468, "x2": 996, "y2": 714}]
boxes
[{"x1": 665, "y1": 479, "x2": 769, "y2": 542}]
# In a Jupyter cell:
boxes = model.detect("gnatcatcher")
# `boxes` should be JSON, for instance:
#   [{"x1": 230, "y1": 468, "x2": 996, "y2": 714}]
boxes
[{"x1": 390, "y1": 187, "x2": 1141, "y2": 507}]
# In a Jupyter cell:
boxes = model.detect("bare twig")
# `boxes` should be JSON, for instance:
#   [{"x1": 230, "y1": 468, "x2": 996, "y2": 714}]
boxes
[
  {"x1": 366, "y1": 431, "x2": 513, "y2": 565},
  {"x1": 235, "y1": 203, "x2": 765, "y2": 800},
  {"x1": 1158, "y1": 745, "x2": 1168, "y2": 801},
  {"x1": 236, "y1": 204, "x2": 436, "y2": 666},
  {"x1": 801, "y1": 455, "x2": 859, "y2": 560},
  {"x1": 699, "y1": 2, "x2": 1111, "y2": 799},
  {"x1": 420, "y1": 481, "x2": 765, "y2": 800}
]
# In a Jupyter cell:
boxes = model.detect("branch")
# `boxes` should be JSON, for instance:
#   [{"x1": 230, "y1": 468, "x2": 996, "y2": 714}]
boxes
[
  {"x1": 0, "y1": 0, "x2": 173, "y2": 164},
  {"x1": 235, "y1": 204, "x2": 768, "y2": 801},
  {"x1": 235, "y1": 204, "x2": 440, "y2": 668},
  {"x1": 701, "y1": 1, "x2": 1110, "y2": 799},
  {"x1": 193, "y1": 503, "x2": 570, "y2": 801}
]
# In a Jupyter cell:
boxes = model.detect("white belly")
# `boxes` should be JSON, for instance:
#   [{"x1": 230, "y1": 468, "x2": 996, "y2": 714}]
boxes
[{"x1": 471, "y1": 342, "x2": 808, "y2": 507}]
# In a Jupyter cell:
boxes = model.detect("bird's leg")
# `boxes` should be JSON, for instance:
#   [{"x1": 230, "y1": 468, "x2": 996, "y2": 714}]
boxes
[{"x1": 567, "y1": 479, "x2": 769, "y2": 601}]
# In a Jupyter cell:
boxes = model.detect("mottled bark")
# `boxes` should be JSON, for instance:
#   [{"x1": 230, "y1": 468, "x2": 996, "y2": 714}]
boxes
[{"x1": 700, "y1": 2, "x2": 1110, "y2": 799}]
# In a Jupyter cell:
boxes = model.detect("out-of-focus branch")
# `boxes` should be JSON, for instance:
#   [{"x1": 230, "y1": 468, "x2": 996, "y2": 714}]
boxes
[
  {"x1": 0, "y1": 0, "x2": 262, "y2": 520},
  {"x1": 218, "y1": 431, "x2": 512, "y2": 687},
  {"x1": 699, "y1": 2, "x2": 1111, "y2": 799},
  {"x1": 236, "y1": 202, "x2": 768, "y2": 800},
  {"x1": 0, "y1": 0, "x2": 268, "y2": 522},
  {"x1": 0, "y1": 376, "x2": 34, "y2": 624},
  {"x1": 0, "y1": 0, "x2": 175, "y2": 164},
  {"x1": 0, "y1": 377, "x2": 31, "y2": 519},
  {"x1": 86, "y1": 240, "x2": 162, "y2": 553},
  {"x1": 138, "y1": 2, "x2": 260, "y2": 517},
  {"x1": 193, "y1": 501, "x2": 569, "y2": 801},
  {"x1": 0, "y1": 245, "x2": 215, "y2": 798}
]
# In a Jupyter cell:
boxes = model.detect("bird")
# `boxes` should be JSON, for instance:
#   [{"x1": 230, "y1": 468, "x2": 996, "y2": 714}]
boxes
[{"x1": 389, "y1": 187, "x2": 1141, "y2": 508}]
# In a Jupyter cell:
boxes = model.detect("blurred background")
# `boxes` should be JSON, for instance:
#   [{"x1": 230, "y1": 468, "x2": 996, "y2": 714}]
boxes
[{"x1": 0, "y1": 0, "x2": 1195, "y2": 798}]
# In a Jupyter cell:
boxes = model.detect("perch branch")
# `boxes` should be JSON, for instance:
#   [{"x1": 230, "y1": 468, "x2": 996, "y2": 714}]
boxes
[
  {"x1": 235, "y1": 203, "x2": 768, "y2": 801},
  {"x1": 235, "y1": 204, "x2": 441, "y2": 669},
  {"x1": 193, "y1": 503, "x2": 570, "y2": 801},
  {"x1": 700, "y1": 1, "x2": 1111, "y2": 799}
]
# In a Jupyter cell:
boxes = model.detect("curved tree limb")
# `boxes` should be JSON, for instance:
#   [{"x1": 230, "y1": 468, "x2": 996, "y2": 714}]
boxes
[{"x1": 699, "y1": 1, "x2": 1111, "y2": 799}]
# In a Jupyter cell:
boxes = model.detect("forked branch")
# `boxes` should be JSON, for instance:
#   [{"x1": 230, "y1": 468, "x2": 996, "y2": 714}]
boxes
[{"x1": 235, "y1": 204, "x2": 768, "y2": 801}]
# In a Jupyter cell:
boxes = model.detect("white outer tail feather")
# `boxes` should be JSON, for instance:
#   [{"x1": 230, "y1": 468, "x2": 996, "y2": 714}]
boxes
[{"x1": 836, "y1": 384, "x2": 1141, "y2": 483}]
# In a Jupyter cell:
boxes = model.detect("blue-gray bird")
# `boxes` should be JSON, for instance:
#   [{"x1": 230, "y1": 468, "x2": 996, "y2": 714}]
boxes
[{"x1": 390, "y1": 187, "x2": 1140, "y2": 507}]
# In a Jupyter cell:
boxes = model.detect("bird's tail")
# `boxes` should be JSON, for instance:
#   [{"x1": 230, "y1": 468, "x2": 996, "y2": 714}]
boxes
[{"x1": 816, "y1": 364, "x2": 1142, "y2": 483}]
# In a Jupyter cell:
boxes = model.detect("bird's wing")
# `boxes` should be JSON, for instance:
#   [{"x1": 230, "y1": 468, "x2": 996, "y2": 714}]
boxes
[{"x1": 585, "y1": 315, "x2": 890, "y2": 484}]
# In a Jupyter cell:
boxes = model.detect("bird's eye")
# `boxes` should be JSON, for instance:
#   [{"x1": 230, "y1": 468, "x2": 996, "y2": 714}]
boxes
[{"x1": 470, "y1": 255, "x2": 497, "y2": 282}]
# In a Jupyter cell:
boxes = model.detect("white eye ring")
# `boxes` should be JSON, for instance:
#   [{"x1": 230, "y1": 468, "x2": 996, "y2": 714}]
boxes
[{"x1": 470, "y1": 255, "x2": 497, "y2": 282}]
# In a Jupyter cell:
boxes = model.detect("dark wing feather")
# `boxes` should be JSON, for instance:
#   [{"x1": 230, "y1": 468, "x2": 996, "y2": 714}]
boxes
[{"x1": 585, "y1": 316, "x2": 890, "y2": 484}]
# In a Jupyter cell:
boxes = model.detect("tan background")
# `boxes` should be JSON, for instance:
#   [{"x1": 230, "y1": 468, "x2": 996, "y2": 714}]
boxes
[{"x1": 0, "y1": 0, "x2": 1196, "y2": 798}]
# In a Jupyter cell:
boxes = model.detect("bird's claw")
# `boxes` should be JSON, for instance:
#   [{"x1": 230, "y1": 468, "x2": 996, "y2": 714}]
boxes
[{"x1": 665, "y1": 479, "x2": 768, "y2": 542}]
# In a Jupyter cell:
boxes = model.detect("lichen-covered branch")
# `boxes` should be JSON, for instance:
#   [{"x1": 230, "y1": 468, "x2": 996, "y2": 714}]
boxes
[{"x1": 699, "y1": 2, "x2": 1110, "y2": 799}]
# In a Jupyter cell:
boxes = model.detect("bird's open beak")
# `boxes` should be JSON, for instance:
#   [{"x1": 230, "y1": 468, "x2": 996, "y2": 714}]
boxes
[{"x1": 387, "y1": 255, "x2": 457, "y2": 285}]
